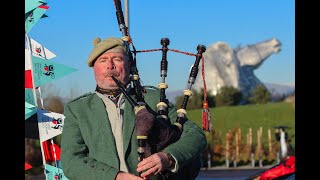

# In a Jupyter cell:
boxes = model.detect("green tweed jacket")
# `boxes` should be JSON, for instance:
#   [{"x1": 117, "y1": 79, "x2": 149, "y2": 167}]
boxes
[{"x1": 61, "y1": 87, "x2": 207, "y2": 180}]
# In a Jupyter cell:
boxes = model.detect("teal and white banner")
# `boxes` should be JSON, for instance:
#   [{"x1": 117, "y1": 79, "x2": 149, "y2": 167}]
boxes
[
  {"x1": 45, "y1": 164, "x2": 69, "y2": 180},
  {"x1": 25, "y1": 5, "x2": 49, "y2": 33},
  {"x1": 32, "y1": 55, "x2": 77, "y2": 87},
  {"x1": 25, "y1": 102, "x2": 37, "y2": 120},
  {"x1": 25, "y1": 0, "x2": 45, "y2": 14}
]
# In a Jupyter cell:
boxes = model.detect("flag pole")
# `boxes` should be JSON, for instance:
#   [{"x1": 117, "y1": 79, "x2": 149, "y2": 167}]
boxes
[
  {"x1": 25, "y1": 33, "x2": 48, "y2": 168},
  {"x1": 25, "y1": 33, "x2": 38, "y2": 108}
]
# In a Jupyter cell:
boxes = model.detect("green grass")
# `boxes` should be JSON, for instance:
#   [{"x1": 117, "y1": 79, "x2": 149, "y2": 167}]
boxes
[{"x1": 187, "y1": 102, "x2": 295, "y2": 149}]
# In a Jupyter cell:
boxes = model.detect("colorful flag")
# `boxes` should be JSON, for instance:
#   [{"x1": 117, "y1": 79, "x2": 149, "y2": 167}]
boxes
[
  {"x1": 41, "y1": 14, "x2": 49, "y2": 18},
  {"x1": 37, "y1": 109, "x2": 65, "y2": 142},
  {"x1": 31, "y1": 55, "x2": 77, "y2": 87},
  {"x1": 42, "y1": 140, "x2": 61, "y2": 162},
  {"x1": 25, "y1": 162, "x2": 33, "y2": 170},
  {"x1": 25, "y1": 0, "x2": 44, "y2": 14},
  {"x1": 25, "y1": 49, "x2": 34, "y2": 88},
  {"x1": 39, "y1": 0, "x2": 47, "y2": 4},
  {"x1": 25, "y1": 102, "x2": 37, "y2": 120},
  {"x1": 25, "y1": 5, "x2": 49, "y2": 33},
  {"x1": 30, "y1": 38, "x2": 56, "y2": 60},
  {"x1": 25, "y1": 88, "x2": 36, "y2": 106},
  {"x1": 25, "y1": 70, "x2": 34, "y2": 88},
  {"x1": 45, "y1": 164, "x2": 68, "y2": 180},
  {"x1": 25, "y1": 49, "x2": 32, "y2": 70}
]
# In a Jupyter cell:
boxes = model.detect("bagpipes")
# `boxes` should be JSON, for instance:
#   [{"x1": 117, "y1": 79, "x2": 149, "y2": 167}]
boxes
[{"x1": 112, "y1": 0, "x2": 212, "y2": 166}]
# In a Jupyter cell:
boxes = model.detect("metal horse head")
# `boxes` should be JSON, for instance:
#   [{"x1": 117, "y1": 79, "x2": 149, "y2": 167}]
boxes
[{"x1": 194, "y1": 38, "x2": 282, "y2": 98}]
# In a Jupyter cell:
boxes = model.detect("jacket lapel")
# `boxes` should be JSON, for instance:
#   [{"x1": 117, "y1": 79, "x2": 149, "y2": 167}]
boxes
[
  {"x1": 122, "y1": 98, "x2": 136, "y2": 156},
  {"x1": 91, "y1": 94, "x2": 119, "y2": 164}
]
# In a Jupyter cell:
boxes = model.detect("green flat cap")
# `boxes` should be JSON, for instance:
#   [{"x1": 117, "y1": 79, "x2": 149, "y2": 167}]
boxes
[{"x1": 87, "y1": 37, "x2": 127, "y2": 67}]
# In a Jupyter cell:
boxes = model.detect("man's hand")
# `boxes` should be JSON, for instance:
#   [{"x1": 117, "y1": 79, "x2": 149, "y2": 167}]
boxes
[
  {"x1": 115, "y1": 172, "x2": 144, "y2": 180},
  {"x1": 136, "y1": 152, "x2": 172, "y2": 179}
]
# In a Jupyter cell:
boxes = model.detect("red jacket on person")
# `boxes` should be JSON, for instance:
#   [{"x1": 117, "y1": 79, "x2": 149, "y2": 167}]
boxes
[{"x1": 260, "y1": 156, "x2": 295, "y2": 180}]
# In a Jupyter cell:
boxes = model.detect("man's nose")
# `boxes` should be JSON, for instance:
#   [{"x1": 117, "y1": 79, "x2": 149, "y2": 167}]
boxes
[{"x1": 106, "y1": 60, "x2": 115, "y2": 69}]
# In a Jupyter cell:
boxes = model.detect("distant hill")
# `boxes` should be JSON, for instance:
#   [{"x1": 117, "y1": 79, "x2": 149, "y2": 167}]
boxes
[
  {"x1": 264, "y1": 82, "x2": 295, "y2": 96},
  {"x1": 166, "y1": 82, "x2": 295, "y2": 104}
]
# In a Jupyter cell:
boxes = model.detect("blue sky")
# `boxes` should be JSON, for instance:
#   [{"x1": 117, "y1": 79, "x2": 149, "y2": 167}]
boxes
[{"x1": 28, "y1": 0, "x2": 295, "y2": 98}]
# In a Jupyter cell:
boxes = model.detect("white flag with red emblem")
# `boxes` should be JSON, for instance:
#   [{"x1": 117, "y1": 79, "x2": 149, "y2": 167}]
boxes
[
  {"x1": 37, "y1": 109, "x2": 65, "y2": 142},
  {"x1": 30, "y1": 38, "x2": 56, "y2": 60}
]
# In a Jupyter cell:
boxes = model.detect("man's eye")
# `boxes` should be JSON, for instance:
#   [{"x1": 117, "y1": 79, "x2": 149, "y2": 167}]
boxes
[{"x1": 114, "y1": 58, "x2": 123, "y2": 62}]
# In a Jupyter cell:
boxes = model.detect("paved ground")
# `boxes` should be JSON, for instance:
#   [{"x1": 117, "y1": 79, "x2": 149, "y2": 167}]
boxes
[
  {"x1": 25, "y1": 166, "x2": 271, "y2": 180},
  {"x1": 196, "y1": 169, "x2": 267, "y2": 180}
]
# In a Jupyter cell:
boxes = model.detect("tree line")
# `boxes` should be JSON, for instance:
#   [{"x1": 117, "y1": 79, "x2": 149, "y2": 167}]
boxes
[{"x1": 174, "y1": 84, "x2": 281, "y2": 109}]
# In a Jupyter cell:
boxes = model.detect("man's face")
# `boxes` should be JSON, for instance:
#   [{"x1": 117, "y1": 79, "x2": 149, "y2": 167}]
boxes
[{"x1": 93, "y1": 52, "x2": 130, "y2": 90}]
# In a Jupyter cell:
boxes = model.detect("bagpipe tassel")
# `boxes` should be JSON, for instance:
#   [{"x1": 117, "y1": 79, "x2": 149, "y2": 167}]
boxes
[
  {"x1": 202, "y1": 101, "x2": 212, "y2": 132},
  {"x1": 201, "y1": 56, "x2": 212, "y2": 132}
]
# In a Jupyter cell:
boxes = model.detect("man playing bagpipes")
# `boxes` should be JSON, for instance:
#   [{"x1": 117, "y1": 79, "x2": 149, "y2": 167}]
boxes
[{"x1": 60, "y1": 37, "x2": 208, "y2": 180}]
